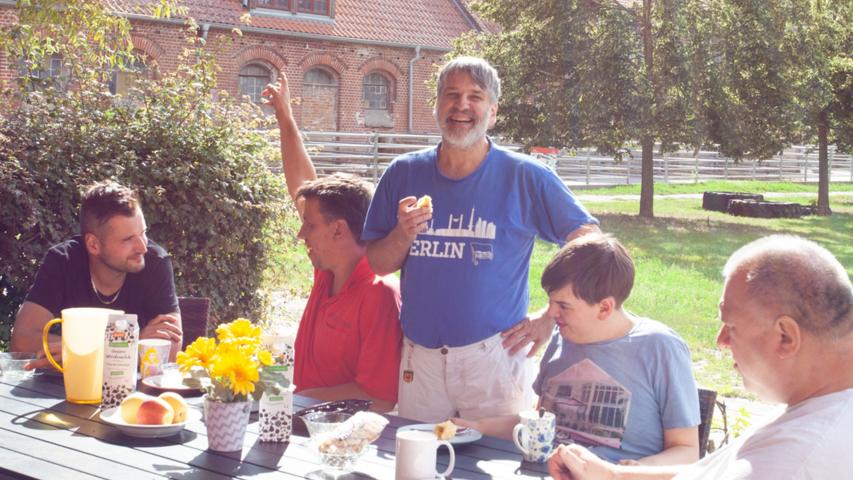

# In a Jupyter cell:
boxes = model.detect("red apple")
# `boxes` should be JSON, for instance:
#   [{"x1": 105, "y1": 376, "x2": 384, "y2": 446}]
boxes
[
  {"x1": 136, "y1": 397, "x2": 175, "y2": 425},
  {"x1": 119, "y1": 392, "x2": 149, "y2": 424}
]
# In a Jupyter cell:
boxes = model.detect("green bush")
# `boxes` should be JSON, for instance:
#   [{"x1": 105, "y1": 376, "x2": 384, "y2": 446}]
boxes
[{"x1": 0, "y1": 49, "x2": 289, "y2": 347}]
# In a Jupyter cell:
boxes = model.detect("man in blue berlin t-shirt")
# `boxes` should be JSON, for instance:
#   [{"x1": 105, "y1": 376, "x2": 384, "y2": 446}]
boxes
[{"x1": 362, "y1": 56, "x2": 600, "y2": 422}]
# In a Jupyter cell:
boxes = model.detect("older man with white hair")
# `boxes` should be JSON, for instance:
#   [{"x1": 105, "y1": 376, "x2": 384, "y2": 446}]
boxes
[
  {"x1": 548, "y1": 234, "x2": 853, "y2": 480},
  {"x1": 362, "y1": 56, "x2": 600, "y2": 422}
]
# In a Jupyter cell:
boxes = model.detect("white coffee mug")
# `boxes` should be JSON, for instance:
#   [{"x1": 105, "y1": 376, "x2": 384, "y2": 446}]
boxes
[
  {"x1": 395, "y1": 429, "x2": 455, "y2": 480},
  {"x1": 512, "y1": 410, "x2": 556, "y2": 463}
]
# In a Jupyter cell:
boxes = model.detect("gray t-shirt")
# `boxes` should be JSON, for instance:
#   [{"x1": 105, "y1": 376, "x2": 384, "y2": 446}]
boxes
[{"x1": 533, "y1": 317, "x2": 700, "y2": 462}]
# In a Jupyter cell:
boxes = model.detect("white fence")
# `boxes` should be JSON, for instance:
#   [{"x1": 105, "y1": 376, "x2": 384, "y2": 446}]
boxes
[{"x1": 268, "y1": 131, "x2": 853, "y2": 187}]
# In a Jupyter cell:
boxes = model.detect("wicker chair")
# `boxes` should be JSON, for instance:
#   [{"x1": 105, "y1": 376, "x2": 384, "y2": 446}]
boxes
[
  {"x1": 178, "y1": 296, "x2": 210, "y2": 349},
  {"x1": 698, "y1": 388, "x2": 718, "y2": 458}
]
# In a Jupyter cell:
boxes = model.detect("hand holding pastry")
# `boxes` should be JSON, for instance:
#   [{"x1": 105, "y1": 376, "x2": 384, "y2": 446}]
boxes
[
  {"x1": 395, "y1": 196, "x2": 433, "y2": 241},
  {"x1": 416, "y1": 195, "x2": 432, "y2": 209}
]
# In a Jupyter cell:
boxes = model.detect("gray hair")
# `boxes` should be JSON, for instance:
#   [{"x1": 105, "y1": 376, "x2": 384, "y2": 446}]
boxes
[
  {"x1": 436, "y1": 56, "x2": 501, "y2": 103},
  {"x1": 723, "y1": 235, "x2": 853, "y2": 337}
]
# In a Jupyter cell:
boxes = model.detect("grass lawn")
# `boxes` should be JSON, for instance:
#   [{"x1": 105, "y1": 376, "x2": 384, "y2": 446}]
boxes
[{"x1": 264, "y1": 181, "x2": 853, "y2": 398}]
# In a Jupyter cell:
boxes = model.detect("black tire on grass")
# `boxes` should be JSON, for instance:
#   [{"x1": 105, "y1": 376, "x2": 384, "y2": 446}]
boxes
[
  {"x1": 727, "y1": 200, "x2": 812, "y2": 218},
  {"x1": 702, "y1": 192, "x2": 764, "y2": 212}
]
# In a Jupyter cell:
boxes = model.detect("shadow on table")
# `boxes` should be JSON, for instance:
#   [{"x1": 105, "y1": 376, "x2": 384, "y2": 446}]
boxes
[
  {"x1": 150, "y1": 463, "x2": 225, "y2": 480},
  {"x1": 304, "y1": 471, "x2": 377, "y2": 479},
  {"x1": 97, "y1": 428, "x2": 200, "y2": 447},
  {"x1": 516, "y1": 462, "x2": 550, "y2": 479},
  {"x1": 10, "y1": 379, "x2": 62, "y2": 399}
]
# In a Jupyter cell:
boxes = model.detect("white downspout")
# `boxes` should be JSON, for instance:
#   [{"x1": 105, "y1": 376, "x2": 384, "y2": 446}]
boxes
[{"x1": 407, "y1": 45, "x2": 422, "y2": 133}]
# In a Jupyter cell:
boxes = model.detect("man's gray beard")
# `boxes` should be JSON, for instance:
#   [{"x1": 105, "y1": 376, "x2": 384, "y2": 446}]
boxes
[{"x1": 439, "y1": 118, "x2": 489, "y2": 149}]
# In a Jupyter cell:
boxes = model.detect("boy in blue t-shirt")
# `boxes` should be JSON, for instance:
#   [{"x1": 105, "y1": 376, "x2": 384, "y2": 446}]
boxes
[{"x1": 456, "y1": 234, "x2": 700, "y2": 465}]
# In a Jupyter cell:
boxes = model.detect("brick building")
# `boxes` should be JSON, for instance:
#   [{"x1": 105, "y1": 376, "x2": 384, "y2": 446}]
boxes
[{"x1": 0, "y1": 0, "x2": 488, "y2": 134}]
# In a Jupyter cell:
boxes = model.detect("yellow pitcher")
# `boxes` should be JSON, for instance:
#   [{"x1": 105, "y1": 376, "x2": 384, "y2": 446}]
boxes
[{"x1": 42, "y1": 308, "x2": 122, "y2": 404}]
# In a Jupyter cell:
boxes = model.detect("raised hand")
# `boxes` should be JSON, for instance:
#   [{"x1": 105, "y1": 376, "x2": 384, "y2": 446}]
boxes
[{"x1": 261, "y1": 69, "x2": 294, "y2": 120}]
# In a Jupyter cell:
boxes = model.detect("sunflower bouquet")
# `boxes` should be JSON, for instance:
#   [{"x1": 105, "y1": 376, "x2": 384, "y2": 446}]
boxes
[{"x1": 177, "y1": 318, "x2": 290, "y2": 403}]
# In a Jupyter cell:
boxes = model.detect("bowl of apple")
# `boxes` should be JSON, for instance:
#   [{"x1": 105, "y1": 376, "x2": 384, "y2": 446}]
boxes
[{"x1": 100, "y1": 391, "x2": 201, "y2": 438}]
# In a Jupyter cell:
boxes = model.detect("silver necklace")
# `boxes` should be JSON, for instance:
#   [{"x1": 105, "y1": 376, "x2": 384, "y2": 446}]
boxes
[{"x1": 91, "y1": 277, "x2": 122, "y2": 305}]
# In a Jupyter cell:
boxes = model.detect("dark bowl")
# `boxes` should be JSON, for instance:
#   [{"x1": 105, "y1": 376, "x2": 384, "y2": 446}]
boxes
[{"x1": 293, "y1": 399, "x2": 372, "y2": 434}]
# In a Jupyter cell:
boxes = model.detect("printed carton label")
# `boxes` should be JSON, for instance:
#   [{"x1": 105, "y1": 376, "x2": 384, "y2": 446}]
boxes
[
  {"x1": 259, "y1": 389, "x2": 293, "y2": 442},
  {"x1": 101, "y1": 314, "x2": 139, "y2": 409}
]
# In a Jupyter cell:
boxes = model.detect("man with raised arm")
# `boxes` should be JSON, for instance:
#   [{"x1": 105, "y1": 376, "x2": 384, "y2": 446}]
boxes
[
  {"x1": 262, "y1": 72, "x2": 402, "y2": 412},
  {"x1": 361, "y1": 56, "x2": 600, "y2": 422},
  {"x1": 548, "y1": 235, "x2": 853, "y2": 479}
]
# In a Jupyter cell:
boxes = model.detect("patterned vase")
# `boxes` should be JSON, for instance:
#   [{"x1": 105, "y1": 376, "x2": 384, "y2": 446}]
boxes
[{"x1": 203, "y1": 396, "x2": 251, "y2": 452}]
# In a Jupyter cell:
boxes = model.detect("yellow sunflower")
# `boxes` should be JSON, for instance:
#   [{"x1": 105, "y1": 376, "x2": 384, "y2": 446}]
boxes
[
  {"x1": 176, "y1": 336, "x2": 217, "y2": 372},
  {"x1": 212, "y1": 349, "x2": 259, "y2": 398},
  {"x1": 257, "y1": 349, "x2": 273, "y2": 367},
  {"x1": 216, "y1": 318, "x2": 262, "y2": 347}
]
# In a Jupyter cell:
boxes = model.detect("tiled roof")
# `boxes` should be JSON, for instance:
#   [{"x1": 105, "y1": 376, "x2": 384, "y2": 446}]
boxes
[{"x1": 105, "y1": 0, "x2": 484, "y2": 50}]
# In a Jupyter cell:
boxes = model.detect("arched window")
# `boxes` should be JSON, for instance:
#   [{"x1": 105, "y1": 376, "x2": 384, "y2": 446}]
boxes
[
  {"x1": 302, "y1": 67, "x2": 338, "y2": 131},
  {"x1": 303, "y1": 68, "x2": 336, "y2": 90},
  {"x1": 41, "y1": 54, "x2": 64, "y2": 80},
  {"x1": 110, "y1": 54, "x2": 149, "y2": 96},
  {"x1": 239, "y1": 62, "x2": 275, "y2": 103},
  {"x1": 363, "y1": 72, "x2": 391, "y2": 111}
]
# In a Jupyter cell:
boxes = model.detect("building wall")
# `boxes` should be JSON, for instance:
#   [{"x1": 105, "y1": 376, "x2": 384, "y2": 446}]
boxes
[
  {"x1": 0, "y1": 6, "x2": 17, "y2": 92},
  {"x1": 0, "y1": 6, "x2": 447, "y2": 133},
  {"x1": 197, "y1": 26, "x2": 445, "y2": 134}
]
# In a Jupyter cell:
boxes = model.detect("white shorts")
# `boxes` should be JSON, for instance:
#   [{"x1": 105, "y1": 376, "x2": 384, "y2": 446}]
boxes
[{"x1": 397, "y1": 332, "x2": 533, "y2": 422}]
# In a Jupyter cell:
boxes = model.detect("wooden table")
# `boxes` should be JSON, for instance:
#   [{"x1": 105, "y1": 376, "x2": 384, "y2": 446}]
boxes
[{"x1": 0, "y1": 372, "x2": 550, "y2": 479}]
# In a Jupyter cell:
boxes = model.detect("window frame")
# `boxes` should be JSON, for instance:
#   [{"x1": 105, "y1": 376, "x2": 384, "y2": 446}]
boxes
[
  {"x1": 249, "y1": 0, "x2": 290, "y2": 11},
  {"x1": 362, "y1": 71, "x2": 392, "y2": 111},
  {"x1": 109, "y1": 53, "x2": 149, "y2": 96},
  {"x1": 238, "y1": 61, "x2": 276, "y2": 104},
  {"x1": 250, "y1": 0, "x2": 332, "y2": 17},
  {"x1": 19, "y1": 53, "x2": 68, "y2": 90},
  {"x1": 303, "y1": 67, "x2": 338, "y2": 89},
  {"x1": 301, "y1": 66, "x2": 339, "y2": 130},
  {"x1": 297, "y1": 0, "x2": 330, "y2": 15}
]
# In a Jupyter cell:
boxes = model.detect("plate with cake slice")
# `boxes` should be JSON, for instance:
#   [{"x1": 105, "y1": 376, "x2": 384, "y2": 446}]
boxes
[{"x1": 397, "y1": 422, "x2": 483, "y2": 445}]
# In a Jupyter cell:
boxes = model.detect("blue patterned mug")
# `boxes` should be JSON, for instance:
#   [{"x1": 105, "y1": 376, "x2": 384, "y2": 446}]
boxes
[{"x1": 512, "y1": 410, "x2": 556, "y2": 463}]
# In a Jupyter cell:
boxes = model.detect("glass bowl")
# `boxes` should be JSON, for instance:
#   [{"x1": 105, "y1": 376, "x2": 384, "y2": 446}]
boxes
[
  {"x1": 316, "y1": 446, "x2": 368, "y2": 472},
  {"x1": 301, "y1": 411, "x2": 366, "y2": 474},
  {"x1": 301, "y1": 411, "x2": 353, "y2": 438},
  {"x1": 0, "y1": 352, "x2": 37, "y2": 380}
]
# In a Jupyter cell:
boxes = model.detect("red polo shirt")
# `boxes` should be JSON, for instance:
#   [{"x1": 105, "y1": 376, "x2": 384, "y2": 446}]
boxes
[{"x1": 293, "y1": 257, "x2": 402, "y2": 403}]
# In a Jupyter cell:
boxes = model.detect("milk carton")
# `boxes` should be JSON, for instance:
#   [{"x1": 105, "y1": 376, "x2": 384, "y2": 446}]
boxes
[
  {"x1": 259, "y1": 332, "x2": 295, "y2": 442},
  {"x1": 101, "y1": 314, "x2": 139, "y2": 409},
  {"x1": 259, "y1": 388, "x2": 293, "y2": 442}
]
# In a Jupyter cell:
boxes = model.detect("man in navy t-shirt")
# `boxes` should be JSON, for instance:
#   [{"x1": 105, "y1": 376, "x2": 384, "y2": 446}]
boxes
[
  {"x1": 362, "y1": 56, "x2": 600, "y2": 422},
  {"x1": 11, "y1": 181, "x2": 181, "y2": 368}
]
